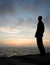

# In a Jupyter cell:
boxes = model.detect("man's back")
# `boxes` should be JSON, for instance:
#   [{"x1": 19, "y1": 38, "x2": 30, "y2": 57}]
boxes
[{"x1": 36, "y1": 21, "x2": 45, "y2": 37}]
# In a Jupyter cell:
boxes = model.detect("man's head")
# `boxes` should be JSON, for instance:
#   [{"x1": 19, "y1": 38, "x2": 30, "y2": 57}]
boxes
[{"x1": 38, "y1": 16, "x2": 42, "y2": 21}]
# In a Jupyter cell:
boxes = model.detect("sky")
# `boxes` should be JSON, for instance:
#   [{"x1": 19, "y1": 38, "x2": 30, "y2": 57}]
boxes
[{"x1": 0, "y1": 0, "x2": 50, "y2": 47}]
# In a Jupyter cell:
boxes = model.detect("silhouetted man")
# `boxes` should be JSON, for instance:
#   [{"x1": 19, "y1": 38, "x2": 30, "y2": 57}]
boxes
[{"x1": 35, "y1": 16, "x2": 46, "y2": 56}]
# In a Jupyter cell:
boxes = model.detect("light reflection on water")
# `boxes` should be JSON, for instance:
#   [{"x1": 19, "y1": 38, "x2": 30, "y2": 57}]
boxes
[{"x1": 0, "y1": 47, "x2": 50, "y2": 57}]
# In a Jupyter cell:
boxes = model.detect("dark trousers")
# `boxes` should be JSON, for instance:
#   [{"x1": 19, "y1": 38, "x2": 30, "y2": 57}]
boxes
[{"x1": 36, "y1": 37, "x2": 46, "y2": 55}]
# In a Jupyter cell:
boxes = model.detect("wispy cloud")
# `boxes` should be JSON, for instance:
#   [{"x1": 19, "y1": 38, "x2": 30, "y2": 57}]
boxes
[
  {"x1": 44, "y1": 15, "x2": 50, "y2": 28},
  {"x1": 0, "y1": 26, "x2": 20, "y2": 33}
]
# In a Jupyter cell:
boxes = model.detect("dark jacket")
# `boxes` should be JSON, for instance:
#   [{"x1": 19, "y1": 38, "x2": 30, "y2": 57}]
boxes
[{"x1": 35, "y1": 21, "x2": 45, "y2": 37}]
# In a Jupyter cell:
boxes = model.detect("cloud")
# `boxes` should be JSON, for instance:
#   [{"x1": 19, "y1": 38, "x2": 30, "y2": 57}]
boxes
[
  {"x1": 16, "y1": 17, "x2": 24, "y2": 25},
  {"x1": 16, "y1": 0, "x2": 50, "y2": 13},
  {"x1": 44, "y1": 15, "x2": 50, "y2": 28},
  {"x1": 0, "y1": 0, "x2": 50, "y2": 15},
  {"x1": 0, "y1": 26, "x2": 20, "y2": 33},
  {"x1": 14, "y1": 17, "x2": 35, "y2": 28},
  {"x1": 0, "y1": 0, "x2": 50, "y2": 14},
  {"x1": 0, "y1": 19, "x2": 9, "y2": 26},
  {"x1": 0, "y1": 0, "x2": 50, "y2": 29},
  {"x1": 0, "y1": 0, "x2": 16, "y2": 15}
]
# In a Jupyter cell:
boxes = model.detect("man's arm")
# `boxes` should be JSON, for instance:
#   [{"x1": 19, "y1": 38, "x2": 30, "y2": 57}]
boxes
[{"x1": 35, "y1": 23, "x2": 39, "y2": 37}]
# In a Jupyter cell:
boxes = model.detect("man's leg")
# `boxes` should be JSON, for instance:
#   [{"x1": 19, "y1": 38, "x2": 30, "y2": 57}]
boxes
[{"x1": 37, "y1": 37, "x2": 46, "y2": 55}]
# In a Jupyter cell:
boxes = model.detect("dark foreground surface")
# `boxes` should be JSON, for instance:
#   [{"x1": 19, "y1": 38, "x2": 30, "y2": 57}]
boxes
[{"x1": 0, "y1": 53, "x2": 50, "y2": 65}]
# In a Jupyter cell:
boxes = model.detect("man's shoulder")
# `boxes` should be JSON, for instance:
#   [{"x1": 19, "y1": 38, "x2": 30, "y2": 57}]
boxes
[{"x1": 40, "y1": 21, "x2": 44, "y2": 26}]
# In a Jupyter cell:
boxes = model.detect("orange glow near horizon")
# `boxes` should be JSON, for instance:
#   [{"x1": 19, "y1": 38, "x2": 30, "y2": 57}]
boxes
[
  {"x1": 0, "y1": 39, "x2": 36, "y2": 46},
  {"x1": 0, "y1": 39, "x2": 50, "y2": 47}
]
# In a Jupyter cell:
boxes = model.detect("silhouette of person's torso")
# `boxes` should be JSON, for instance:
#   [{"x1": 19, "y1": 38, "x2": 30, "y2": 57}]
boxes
[{"x1": 35, "y1": 21, "x2": 45, "y2": 37}]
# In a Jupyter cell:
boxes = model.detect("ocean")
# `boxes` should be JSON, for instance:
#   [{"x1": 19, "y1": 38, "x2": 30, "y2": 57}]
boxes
[{"x1": 0, "y1": 47, "x2": 50, "y2": 57}]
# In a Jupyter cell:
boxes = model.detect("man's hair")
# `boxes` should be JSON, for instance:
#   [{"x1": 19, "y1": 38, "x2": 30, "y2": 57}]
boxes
[{"x1": 38, "y1": 16, "x2": 42, "y2": 21}]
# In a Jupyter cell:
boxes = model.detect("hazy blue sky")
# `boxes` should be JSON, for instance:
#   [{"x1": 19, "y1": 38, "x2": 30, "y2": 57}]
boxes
[{"x1": 0, "y1": 0, "x2": 50, "y2": 47}]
